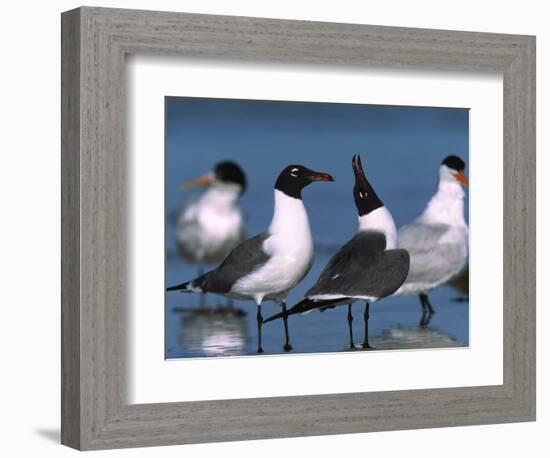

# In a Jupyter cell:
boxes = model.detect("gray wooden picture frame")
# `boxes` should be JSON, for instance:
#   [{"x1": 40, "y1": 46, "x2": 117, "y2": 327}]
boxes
[{"x1": 61, "y1": 6, "x2": 536, "y2": 451}]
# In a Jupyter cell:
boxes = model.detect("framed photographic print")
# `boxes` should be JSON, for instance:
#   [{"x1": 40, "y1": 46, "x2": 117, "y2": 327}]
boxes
[{"x1": 61, "y1": 6, "x2": 535, "y2": 450}]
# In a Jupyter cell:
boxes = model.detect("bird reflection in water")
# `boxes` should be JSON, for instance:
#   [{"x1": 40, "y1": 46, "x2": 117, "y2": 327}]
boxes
[
  {"x1": 367, "y1": 325, "x2": 463, "y2": 350},
  {"x1": 178, "y1": 309, "x2": 248, "y2": 357}
]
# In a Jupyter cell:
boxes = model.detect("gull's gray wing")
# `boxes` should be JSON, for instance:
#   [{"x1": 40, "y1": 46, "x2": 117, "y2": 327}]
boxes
[
  {"x1": 306, "y1": 232, "x2": 385, "y2": 294},
  {"x1": 200, "y1": 232, "x2": 270, "y2": 294},
  {"x1": 306, "y1": 231, "x2": 410, "y2": 299}
]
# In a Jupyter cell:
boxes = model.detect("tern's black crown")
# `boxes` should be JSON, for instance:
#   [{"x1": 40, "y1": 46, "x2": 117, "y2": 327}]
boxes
[
  {"x1": 214, "y1": 161, "x2": 247, "y2": 193},
  {"x1": 441, "y1": 155, "x2": 466, "y2": 172}
]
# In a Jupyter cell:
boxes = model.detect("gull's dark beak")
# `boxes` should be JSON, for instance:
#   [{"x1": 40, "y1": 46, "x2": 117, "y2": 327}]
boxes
[
  {"x1": 180, "y1": 174, "x2": 212, "y2": 190},
  {"x1": 352, "y1": 154, "x2": 369, "y2": 189},
  {"x1": 453, "y1": 170, "x2": 469, "y2": 187},
  {"x1": 307, "y1": 170, "x2": 334, "y2": 182}
]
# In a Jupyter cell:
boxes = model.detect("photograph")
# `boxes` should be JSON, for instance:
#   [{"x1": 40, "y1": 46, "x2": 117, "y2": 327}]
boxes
[{"x1": 165, "y1": 97, "x2": 470, "y2": 358}]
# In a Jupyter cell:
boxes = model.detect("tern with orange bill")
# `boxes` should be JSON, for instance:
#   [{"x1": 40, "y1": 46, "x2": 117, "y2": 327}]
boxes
[
  {"x1": 168, "y1": 164, "x2": 334, "y2": 353},
  {"x1": 395, "y1": 155, "x2": 469, "y2": 324},
  {"x1": 176, "y1": 161, "x2": 247, "y2": 305}
]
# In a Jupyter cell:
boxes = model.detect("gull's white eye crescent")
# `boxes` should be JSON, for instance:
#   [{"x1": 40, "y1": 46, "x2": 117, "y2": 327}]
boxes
[
  {"x1": 359, "y1": 190, "x2": 368, "y2": 199},
  {"x1": 290, "y1": 168, "x2": 299, "y2": 178}
]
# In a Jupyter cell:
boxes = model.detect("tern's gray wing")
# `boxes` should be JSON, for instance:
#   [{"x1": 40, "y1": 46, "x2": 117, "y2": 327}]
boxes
[
  {"x1": 398, "y1": 222, "x2": 449, "y2": 253},
  {"x1": 398, "y1": 222, "x2": 466, "y2": 287},
  {"x1": 306, "y1": 231, "x2": 410, "y2": 299},
  {"x1": 201, "y1": 232, "x2": 270, "y2": 294}
]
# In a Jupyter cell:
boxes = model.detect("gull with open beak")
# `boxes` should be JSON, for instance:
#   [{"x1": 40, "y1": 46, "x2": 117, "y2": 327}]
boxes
[
  {"x1": 168, "y1": 164, "x2": 334, "y2": 353},
  {"x1": 395, "y1": 155, "x2": 469, "y2": 324},
  {"x1": 176, "y1": 161, "x2": 247, "y2": 306}
]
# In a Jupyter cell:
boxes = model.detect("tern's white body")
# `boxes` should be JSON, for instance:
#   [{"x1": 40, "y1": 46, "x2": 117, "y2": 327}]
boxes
[
  {"x1": 396, "y1": 165, "x2": 469, "y2": 296},
  {"x1": 231, "y1": 190, "x2": 314, "y2": 304},
  {"x1": 177, "y1": 185, "x2": 245, "y2": 265}
]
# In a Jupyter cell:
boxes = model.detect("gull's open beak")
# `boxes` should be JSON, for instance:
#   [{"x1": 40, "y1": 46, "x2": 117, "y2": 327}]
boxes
[
  {"x1": 307, "y1": 171, "x2": 334, "y2": 182},
  {"x1": 453, "y1": 170, "x2": 469, "y2": 187},
  {"x1": 180, "y1": 174, "x2": 212, "y2": 190}
]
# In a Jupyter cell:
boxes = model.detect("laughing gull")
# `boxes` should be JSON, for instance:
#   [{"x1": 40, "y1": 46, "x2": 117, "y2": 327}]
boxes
[
  {"x1": 167, "y1": 164, "x2": 334, "y2": 353},
  {"x1": 395, "y1": 155, "x2": 469, "y2": 324},
  {"x1": 264, "y1": 155, "x2": 410, "y2": 350},
  {"x1": 176, "y1": 161, "x2": 247, "y2": 307}
]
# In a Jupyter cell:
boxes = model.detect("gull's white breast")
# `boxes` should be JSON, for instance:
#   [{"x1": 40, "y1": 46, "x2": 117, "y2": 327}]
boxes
[{"x1": 231, "y1": 190, "x2": 314, "y2": 304}]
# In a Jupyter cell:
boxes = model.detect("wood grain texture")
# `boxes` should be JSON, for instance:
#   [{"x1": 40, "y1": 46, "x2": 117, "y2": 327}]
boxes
[
  {"x1": 60, "y1": 8, "x2": 81, "y2": 449},
  {"x1": 60, "y1": 6, "x2": 536, "y2": 450}
]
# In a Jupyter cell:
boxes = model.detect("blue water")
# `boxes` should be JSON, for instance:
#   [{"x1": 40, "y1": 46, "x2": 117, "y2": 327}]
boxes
[{"x1": 165, "y1": 97, "x2": 469, "y2": 358}]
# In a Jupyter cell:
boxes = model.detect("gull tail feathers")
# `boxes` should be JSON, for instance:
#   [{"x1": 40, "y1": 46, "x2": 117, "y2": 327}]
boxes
[
  {"x1": 166, "y1": 274, "x2": 207, "y2": 293},
  {"x1": 263, "y1": 297, "x2": 343, "y2": 323}
]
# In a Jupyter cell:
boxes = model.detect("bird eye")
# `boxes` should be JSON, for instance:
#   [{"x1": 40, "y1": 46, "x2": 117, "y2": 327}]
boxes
[
  {"x1": 359, "y1": 190, "x2": 368, "y2": 199},
  {"x1": 290, "y1": 168, "x2": 300, "y2": 178}
]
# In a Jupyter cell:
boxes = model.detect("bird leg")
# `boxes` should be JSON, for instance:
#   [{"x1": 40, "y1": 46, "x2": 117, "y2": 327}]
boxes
[
  {"x1": 347, "y1": 304, "x2": 357, "y2": 349},
  {"x1": 425, "y1": 294, "x2": 435, "y2": 315},
  {"x1": 419, "y1": 310, "x2": 432, "y2": 328},
  {"x1": 419, "y1": 294, "x2": 435, "y2": 327},
  {"x1": 419, "y1": 293, "x2": 435, "y2": 315},
  {"x1": 362, "y1": 302, "x2": 374, "y2": 349},
  {"x1": 418, "y1": 294, "x2": 427, "y2": 314},
  {"x1": 282, "y1": 300, "x2": 293, "y2": 352},
  {"x1": 256, "y1": 305, "x2": 264, "y2": 353}
]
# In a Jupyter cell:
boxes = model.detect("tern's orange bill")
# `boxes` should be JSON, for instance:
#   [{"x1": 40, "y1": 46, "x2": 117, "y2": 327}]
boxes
[
  {"x1": 453, "y1": 170, "x2": 469, "y2": 187},
  {"x1": 180, "y1": 175, "x2": 212, "y2": 190}
]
